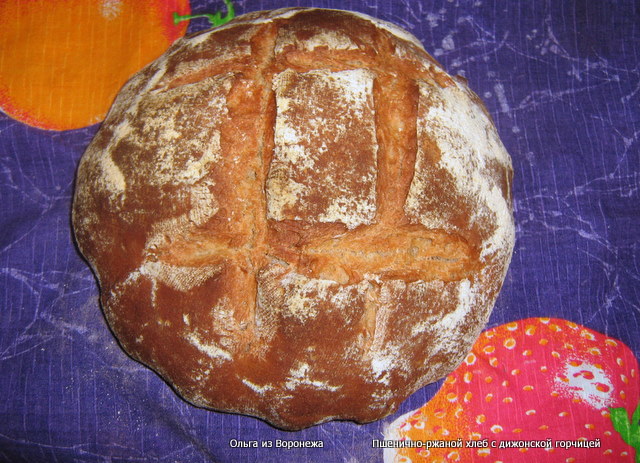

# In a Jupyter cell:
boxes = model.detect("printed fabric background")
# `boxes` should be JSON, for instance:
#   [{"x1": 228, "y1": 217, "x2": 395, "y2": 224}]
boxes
[{"x1": 1, "y1": 0, "x2": 638, "y2": 462}]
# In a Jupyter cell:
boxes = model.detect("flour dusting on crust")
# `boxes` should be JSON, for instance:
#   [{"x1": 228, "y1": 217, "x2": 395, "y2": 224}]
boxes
[
  {"x1": 267, "y1": 68, "x2": 378, "y2": 229},
  {"x1": 406, "y1": 78, "x2": 515, "y2": 263}
]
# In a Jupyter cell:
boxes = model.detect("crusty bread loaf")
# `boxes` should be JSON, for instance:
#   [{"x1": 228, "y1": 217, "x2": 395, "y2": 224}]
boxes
[{"x1": 72, "y1": 7, "x2": 515, "y2": 430}]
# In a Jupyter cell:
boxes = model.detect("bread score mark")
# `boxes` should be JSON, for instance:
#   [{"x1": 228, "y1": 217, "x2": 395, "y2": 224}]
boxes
[{"x1": 140, "y1": 221, "x2": 478, "y2": 288}]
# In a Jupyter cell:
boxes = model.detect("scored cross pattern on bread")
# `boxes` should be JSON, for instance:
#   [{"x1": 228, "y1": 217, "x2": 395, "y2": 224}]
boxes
[{"x1": 72, "y1": 8, "x2": 514, "y2": 430}]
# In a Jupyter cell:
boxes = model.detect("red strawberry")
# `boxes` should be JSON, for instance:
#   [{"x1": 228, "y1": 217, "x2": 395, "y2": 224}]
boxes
[{"x1": 384, "y1": 318, "x2": 640, "y2": 463}]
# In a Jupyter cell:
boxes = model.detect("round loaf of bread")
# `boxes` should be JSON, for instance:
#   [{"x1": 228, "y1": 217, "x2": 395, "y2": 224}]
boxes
[{"x1": 72, "y1": 7, "x2": 515, "y2": 430}]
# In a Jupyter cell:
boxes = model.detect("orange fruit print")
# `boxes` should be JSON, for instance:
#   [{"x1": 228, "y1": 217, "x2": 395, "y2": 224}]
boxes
[
  {"x1": 0, "y1": 0, "x2": 190, "y2": 131},
  {"x1": 385, "y1": 318, "x2": 640, "y2": 462}
]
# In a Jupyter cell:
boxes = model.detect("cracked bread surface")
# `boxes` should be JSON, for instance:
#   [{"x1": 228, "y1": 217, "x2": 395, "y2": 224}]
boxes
[{"x1": 72, "y1": 7, "x2": 515, "y2": 430}]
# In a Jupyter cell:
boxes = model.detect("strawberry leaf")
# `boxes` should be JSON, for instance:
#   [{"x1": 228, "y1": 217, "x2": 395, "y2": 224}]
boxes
[{"x1": 610, "y1": 400, "x2": 640, "y2": 463}]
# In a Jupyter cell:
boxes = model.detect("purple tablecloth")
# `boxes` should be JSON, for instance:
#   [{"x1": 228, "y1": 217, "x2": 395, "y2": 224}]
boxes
[{"x1": 1, "y1": 0, "x2": 639, "y2": 462}]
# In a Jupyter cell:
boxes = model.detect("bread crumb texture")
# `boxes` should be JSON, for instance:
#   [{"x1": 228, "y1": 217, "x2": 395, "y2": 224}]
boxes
[{"x1": 72, "y1": 7, "x2": 515, "y2": 430}]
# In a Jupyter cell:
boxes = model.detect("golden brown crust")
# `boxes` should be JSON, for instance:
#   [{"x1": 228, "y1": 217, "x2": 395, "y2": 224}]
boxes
[{"x1": 72, "y1": 7, "x2": 515, "y2": 430}]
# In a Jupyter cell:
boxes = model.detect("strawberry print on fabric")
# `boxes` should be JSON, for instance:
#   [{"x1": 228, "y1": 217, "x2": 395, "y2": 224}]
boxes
[{"x1": 384, "y1": 318, "x2": 640, "y2": 462}]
